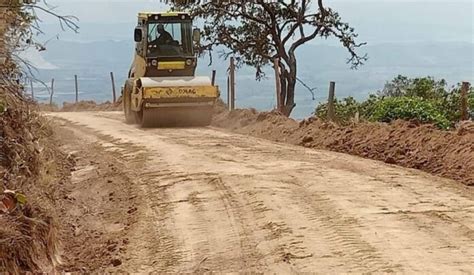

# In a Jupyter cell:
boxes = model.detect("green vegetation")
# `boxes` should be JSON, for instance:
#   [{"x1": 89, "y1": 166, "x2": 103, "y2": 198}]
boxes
[
  {"x1": 315, "y1": 75, "x2": 473, "y2": 129},
  {"x1": 370, "y1": 97, "x2": 450, "y2": 129}
]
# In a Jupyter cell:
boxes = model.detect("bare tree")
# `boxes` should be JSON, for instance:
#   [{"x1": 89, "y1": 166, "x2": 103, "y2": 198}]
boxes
[
  {"x1": 172, "y1": 0, "x2": 367, "y2": 116},
  {"x1": 1, "y1": 0, "x2": 79, "y2": 97}
]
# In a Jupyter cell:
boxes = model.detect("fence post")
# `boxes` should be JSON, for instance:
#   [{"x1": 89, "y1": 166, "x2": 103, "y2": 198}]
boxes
[
  {"x1": 211, "y1": 70, "x2": 216, "y2": 86},
  {"x1": 30, "y1": 79, "x2": 34, "y2": 99},
  {"x1": 229, "y1": 57, "x2": 235, "y2": 111},
  {"x1": 273, "y1": 58, "x2": 282, "y2": 111},
  {"x1": 74, "y1": 75, "x2": 79, "y2": 103},
  {"x1": 461, "y1": 82, "x2": 470, "y2": 121},
  {"x1": 327, "y1": 81, "x2": 336, "y2": 121},
  {"x1": 226, "y1": 76, "x2": 230, "y2": 108},
  {"x1": 49, "y1": 78, "x2": 54, "y2": 106},
  {"x1": 110, "y1": 72, "x2": 116, "y2": 103}
]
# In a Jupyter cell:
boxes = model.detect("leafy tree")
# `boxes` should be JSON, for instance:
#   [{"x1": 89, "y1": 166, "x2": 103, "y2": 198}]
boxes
[
  {"x1": 378, "y1": 75, "x2": 411, "y2": 97},
  {"x1": 172, "y1": 0, "x2": 366, "y2": 116},
  {"x1": 379, "y1": 75, "x2": 447, "y2": 100},
  {"x1": 408, "y1": 77, "x2": 447, "y2": 99}
]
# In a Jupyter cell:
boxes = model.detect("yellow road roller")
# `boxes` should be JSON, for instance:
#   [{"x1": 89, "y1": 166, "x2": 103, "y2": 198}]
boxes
[{"x1": 123, "y1": 11, "x2": 219, "y2": 127}]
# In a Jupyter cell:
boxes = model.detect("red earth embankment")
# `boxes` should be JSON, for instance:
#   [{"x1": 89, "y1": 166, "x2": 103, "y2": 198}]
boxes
[{"x1": 212, "y1": 106, "x2": 474, "y2": 186}]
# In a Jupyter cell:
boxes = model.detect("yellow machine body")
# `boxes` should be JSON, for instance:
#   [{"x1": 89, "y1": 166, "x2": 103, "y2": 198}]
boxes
[{"x1": 123, "y1": 11, "x2": 219, "y2": 127}]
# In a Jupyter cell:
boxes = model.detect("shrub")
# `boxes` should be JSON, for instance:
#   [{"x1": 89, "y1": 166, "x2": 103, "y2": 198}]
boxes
[
  {"x1": 315, "y1": 96, "x2": 361, "y2": 123},
  {"x1": 370, "y1": 97, "x2": 450, "y2": 129},
  {"x1": 315, "y1": 76, "x2": 472, "y2": 129},
  {"x1": 439, "y1": 84, "x2": 474, "y2": 122}
]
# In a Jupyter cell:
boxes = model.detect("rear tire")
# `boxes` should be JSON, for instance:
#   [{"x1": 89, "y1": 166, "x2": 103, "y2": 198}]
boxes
[{"x1": 124, "y1": 84, "x2": 136, "y2": 124}]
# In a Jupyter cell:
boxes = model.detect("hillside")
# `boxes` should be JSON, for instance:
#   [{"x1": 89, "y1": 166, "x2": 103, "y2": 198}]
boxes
[{"x1": 34, "y1": 40, "x2": 474, "y2": 118}]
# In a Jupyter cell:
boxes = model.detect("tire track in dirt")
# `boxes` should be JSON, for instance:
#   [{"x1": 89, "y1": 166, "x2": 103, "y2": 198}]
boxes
[
  {"x1": 116, "y1": 156, "x2": 266, "y2": 272},
  {"x1": 290, "y1": 183, "x2": 394, "y2": 272},
  {"x1": 53, "y1": 121, "x2": 185, "y2": 272},
  {"x1": 48, "y1": 112, "x2": 474, "y2": 273},
  {"x1": 207, "y1": 176, "x2": 264, "y2": 270},
  {"x1": 152, "y1": 129, "x2": 395, "y2": 271}
]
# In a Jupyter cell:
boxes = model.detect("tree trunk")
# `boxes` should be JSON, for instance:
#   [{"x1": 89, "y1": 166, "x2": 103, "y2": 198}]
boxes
[
  {"x1": 281, "y1": 77, "x2": 296, "y2": 116},
  {"x1": 279, "y1": 70, "x2": 287, "y2": 112},
  {"x1": 278, "y1": 63, "x2": 297, "y2": 117}
]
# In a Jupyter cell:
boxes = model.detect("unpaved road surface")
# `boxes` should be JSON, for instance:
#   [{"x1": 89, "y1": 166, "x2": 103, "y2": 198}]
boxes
[{"x1": 49, "y1": 111, "x2": 473, "y2": 273}]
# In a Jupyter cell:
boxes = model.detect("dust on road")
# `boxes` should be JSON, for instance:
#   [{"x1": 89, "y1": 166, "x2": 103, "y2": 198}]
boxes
[{"x1": 49, "y1": 111, "x2": 473, "y2": 273}]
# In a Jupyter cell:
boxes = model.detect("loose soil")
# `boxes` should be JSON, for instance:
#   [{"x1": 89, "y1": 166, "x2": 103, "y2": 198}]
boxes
[
  {"x1": 2, "y1": 97, "x2": 135, "y2": 273},
  {"x1": 46, "y1": 111, "x2": 473, "y2": 273},
  {"x1": 50, "y1": 121, "x2": 141, "y2": 272},
  {"x1": 212, "y1": 106, "x2": 474, "y2": 186},
  {"x1": 39, "y1": 100, "x2": 122, "y2": 112},
  {"x1": 43, "y1": 100, "x2": 474, "y2": 186},
  {"x1": 6, "y1": 101, "x2": 467, "y2": 272}
]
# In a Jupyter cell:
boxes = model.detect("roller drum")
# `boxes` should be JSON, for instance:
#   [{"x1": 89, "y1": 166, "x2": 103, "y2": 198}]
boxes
[{"x1": 140, "y1": 106, "x2": 213, "y2": 128}]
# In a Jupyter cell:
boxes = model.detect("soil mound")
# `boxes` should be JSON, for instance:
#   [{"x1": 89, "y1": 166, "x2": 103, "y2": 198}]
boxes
[
  {"x1": 213, "y1": 108, "x2": 474, "y2": 186},
  {"x1": 38, "y1": 100, "x2": 122, "y2": 112},
  {"x1": 61, "y1": 101, "x2": 122, "y2": 112},
  {"x1": 1, "y1": 86, "x2": 62, "y2": 273}
]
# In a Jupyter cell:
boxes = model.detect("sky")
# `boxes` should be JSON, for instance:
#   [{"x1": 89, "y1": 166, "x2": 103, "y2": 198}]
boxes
[
  {"x1": 39, "y1": 0, "x2": 474, "y2": 23},
  {"x1": 36, "y1": 0, "x2": 473, "y2": 45}
]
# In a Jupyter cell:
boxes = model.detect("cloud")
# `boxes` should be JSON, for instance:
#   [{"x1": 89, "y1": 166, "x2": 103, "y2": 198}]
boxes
[{"x1": 19, "y1": 49, "x2": 59, "y2": 70}]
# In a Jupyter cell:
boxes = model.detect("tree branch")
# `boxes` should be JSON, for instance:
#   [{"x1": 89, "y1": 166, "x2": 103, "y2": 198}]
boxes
[{"x1": 296, "y1": 76, "x2": 317, "y2": 100}]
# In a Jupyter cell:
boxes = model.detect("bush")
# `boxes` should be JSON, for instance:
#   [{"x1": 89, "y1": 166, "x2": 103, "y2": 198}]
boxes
[
  {"x1": 439, "y1": 84, "x2": 474, "y2": 122},
  {"x1": 315, "y1": 76, "x2": 473, "y2": 129},
  {"x1": 315, "y1": 96, "x2": 361, "y2": 123},
  {"x1": 370, "y1": 97, "x2": 451, "y2": 129}
]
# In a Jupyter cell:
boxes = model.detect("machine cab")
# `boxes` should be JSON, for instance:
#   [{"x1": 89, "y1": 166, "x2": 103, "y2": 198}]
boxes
[{"x1": 133, "y1": 12, "x2": 200, "y2": 77}]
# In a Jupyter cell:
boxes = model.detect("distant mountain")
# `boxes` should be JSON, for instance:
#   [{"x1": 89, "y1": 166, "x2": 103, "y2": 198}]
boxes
[
  {"x1": 29, "y1": 0, "x2": 473, "y2": 118},
  {"x1": 34, "y1": 40, "x2": 473, "y2": 119},
  {"x1": 38, "y1": 1, "x2": 473, "y2": 44}
]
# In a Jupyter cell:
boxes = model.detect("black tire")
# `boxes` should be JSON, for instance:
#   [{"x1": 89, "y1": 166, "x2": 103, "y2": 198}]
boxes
[{"x1": 123, "y1": 84, "x2": 136, "y2": 124}]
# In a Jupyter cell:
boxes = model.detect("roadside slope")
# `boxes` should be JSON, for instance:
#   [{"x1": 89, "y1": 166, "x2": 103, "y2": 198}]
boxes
[
  {"x1": 47, "y1": 111, "x2": 473, "y2": 273},
  {"x1": 212, "y1": 108, "x2": 474, "y2": 186}
]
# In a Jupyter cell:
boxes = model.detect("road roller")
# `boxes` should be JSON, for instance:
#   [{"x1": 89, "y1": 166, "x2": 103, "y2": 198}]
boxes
[{"x1": 123, "y1": 11, "x2": 219, "y2": 127}]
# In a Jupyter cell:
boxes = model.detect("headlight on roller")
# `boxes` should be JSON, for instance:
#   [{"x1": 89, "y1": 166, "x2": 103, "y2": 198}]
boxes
[
  {"x1": 186, "y1": 59, "x2": 193, "y2": 66},
  {"x1": 151, "y1": 60, "x2": 158, "y2": 66}
]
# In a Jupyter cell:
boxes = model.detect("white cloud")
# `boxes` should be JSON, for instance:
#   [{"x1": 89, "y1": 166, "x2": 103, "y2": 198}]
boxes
[{"x1": 19, "y1": 49, "x2": 59, "y2": 70}]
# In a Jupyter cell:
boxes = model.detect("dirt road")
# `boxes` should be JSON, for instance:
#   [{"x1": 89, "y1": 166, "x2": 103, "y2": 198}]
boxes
[{"x1": 49, "y1": 111, "x2": 473, "y2": 273}]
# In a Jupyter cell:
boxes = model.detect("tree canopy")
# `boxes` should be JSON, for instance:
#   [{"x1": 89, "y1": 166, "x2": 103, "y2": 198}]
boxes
[{"x1": 172, "y1": 0, "x2": 367, "y2": 116}]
